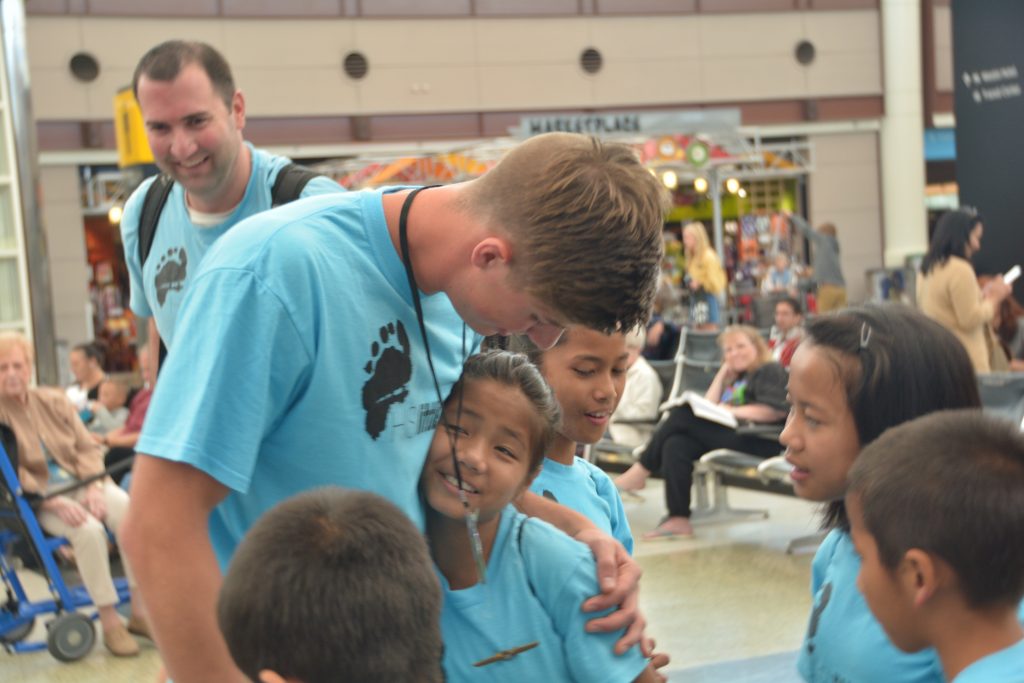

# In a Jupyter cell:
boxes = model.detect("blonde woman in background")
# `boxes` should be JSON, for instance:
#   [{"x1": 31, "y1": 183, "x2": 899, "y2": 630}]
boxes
[
  {"x1": 682, "y1": 222, "x2": 727, "y2": 329},
  {"x1": 615, "y1": 325, "x2": 788, "y2": 538}
]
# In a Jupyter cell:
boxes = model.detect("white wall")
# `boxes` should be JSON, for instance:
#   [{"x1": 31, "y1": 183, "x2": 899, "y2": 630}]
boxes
[
  {"x1": 26, "y1": 11, "x2": 883, "y2": 120},
  {"x1": 807, "y1": 131, "x2": 883, "y2": 304},
  {"x1": 933, "y1": 4, "x2": 952, "y2": 93},
  {"x1": 39, "y1": 164, "x2": 91, "y2": 347}
]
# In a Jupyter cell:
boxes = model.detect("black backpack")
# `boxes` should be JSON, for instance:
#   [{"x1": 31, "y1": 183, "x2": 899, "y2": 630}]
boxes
[
  {"x1": 137, "y1": 162, "x2": 322, "y2": 269},
  {"x1": 136, "y1": 163, "x2": 323, "y2": 368}
]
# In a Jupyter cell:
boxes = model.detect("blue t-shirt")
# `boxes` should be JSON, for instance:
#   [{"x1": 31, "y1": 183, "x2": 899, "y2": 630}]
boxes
[
  {"x1": 438, "y1": 507, "x2": 648, "y2": 683},
  {"x1": 120, "y1": 144, "x2": 343, "y2": 348},
  {"x1": 799, "y1": 530, "x2": 1024, "y2": 683},
  {"x1": 529, "y1": 456, "x2": 634, "y2": 555},
  {"x1": 137, "y1": 188, "x2": 482, "y2": 569},
  {"x1": 954, "y1": 638, "x2": 1024, "y2": 683},
  {"x1": 799, "y1": 530, "x2": 943, "y2": 682}
]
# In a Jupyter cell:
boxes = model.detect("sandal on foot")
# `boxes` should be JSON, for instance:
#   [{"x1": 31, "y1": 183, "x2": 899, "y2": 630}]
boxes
[{"x1": 642, "y1": 521, "x2": 694, "y2": 540}]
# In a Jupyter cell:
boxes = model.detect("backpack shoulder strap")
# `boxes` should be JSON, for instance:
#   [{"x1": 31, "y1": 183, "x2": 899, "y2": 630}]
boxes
[
  {"x1": 138, "y1": 174, "x2": 176, "y2": 268},
  {"x1": 270, "y1": 163, "x2": 321, "y2": 206}
]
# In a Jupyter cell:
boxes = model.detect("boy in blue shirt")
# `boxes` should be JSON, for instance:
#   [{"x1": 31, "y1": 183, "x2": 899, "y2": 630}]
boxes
[
  {"x1": 515, "y1": 327, "x2": 636, "y2": 553},
  {"x1": 218, "y1": 487, "x2": 442, "y2": 683},
  {"x1": 847, "y1": 410, "x2": 1024, "y2": 683}
]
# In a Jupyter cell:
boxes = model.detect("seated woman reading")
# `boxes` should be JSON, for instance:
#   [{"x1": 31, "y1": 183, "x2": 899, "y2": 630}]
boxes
[{"x1": 615, "y1": 325, "x2": 789, "y2": 539}]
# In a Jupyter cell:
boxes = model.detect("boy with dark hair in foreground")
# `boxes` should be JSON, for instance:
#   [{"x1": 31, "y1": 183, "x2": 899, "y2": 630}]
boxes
[
  {"x1": 847, "y1": 410, "x2": 1024, "y2": 682},
  {"x1": 217, "y1": 488, "x2": 443, "y2": 683}
]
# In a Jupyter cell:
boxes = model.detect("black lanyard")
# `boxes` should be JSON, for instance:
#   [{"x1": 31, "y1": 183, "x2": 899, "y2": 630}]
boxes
[
  {"x1": 397, "y1": 186, "x2": 486, "y2": 582},
  {"x1": 398, "y1": 186, "x2": 450, "y2": 416}
]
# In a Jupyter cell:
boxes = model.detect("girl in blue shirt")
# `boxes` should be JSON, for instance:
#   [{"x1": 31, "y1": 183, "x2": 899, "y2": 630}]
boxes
[
  {"x1": 422, "y1": 350, "x2": 660, "y2": 683},
  {"x1": 781, "y1": 305, "x2": 982, "y2": 683}
]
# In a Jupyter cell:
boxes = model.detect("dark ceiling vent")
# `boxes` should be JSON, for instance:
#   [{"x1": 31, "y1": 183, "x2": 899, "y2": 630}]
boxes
[
  {"x1": 343, "y1": 52, "x2": 369, "y2": 80},
  {"x1": 795, "y1": 40, "x2": 816, "y2": 66},
  {"x1": 69, "y1": 52, "x2": 100, "y2": 82},
  {"x1": 580, "y1": 47, "x2": 603, "y2": 74}
]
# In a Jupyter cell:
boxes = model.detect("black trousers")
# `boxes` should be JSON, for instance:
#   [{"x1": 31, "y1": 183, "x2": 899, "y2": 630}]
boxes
[{"x1": 639, "y1": 406, "x2": 782, "y2": 518}]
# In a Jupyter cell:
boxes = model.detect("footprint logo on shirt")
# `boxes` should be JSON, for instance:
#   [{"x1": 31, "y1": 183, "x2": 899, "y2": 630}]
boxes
[
  {"x1": 541, "y1": 490, "x2": 559, "y2": 502},
  {"x1": 154, "y1": 247, "x2": 188, "y2": 306},
  {"x1": 362, "y1": 320, "x2": 412, "y2": 440}
]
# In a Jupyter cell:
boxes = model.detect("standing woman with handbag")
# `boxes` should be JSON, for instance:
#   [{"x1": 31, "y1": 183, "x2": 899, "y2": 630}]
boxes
[{"x1": 682, "y1": 222, "x2": 727, "y2": 329}]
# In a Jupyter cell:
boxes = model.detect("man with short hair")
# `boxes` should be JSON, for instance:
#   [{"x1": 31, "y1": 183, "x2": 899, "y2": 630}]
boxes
[
  {"x1": 768, "y1": 295, "x2": 804, "y2": 368},
  {"x1": 120, "y1": 40, "x2": 342, "y2": 353},
  {"x1": 122, "y1": 132, "x2": 667, "y2": 682}
]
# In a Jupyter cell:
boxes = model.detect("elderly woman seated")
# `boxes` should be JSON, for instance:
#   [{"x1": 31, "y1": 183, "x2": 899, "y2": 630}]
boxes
[{"x1": 0, "y1": 332, "x2": 147, "y2": 656}]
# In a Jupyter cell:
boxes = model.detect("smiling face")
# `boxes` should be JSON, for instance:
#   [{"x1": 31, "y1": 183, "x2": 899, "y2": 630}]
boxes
[
  {"x1": 847, "y1": 493, "x2": 925, "y2": 652},
  {"x1": 780, "y1": 343, "x2": 861, "y2": 502},
  {"x1": 721, "y1": 331, "x2": 760, "y2": 375},
  {"x1": 539, "y1": 327, "x2": 628, "y2": 446},
  {"x1": 136, "y1": 62, "x2": 247, "y2": 212},
  {"x1": 421, "y1": 378, "x2": 540, "y2": 524}
]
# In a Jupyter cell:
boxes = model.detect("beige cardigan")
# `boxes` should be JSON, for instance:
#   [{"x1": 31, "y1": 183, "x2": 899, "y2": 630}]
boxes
[
  {"x1": 917, "y1": 256, "x2": 995, "y2": 373},
  {"x1": 0, "y1": 387, "x2": 105, "y2": 494}
]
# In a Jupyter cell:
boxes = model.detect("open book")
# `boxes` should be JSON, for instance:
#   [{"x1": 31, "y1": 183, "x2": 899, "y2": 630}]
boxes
[{"x1": 659, "y1": 390, "x2": 738, "y2": 429}]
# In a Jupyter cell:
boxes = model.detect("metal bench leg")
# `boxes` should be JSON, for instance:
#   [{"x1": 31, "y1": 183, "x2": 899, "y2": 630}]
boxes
[
  {"x1": 690, "y1": 471, "x2": 770, "y2": 525},
  {"x1": 691, "y1": 463, "x2": 711, "y2": 513}
]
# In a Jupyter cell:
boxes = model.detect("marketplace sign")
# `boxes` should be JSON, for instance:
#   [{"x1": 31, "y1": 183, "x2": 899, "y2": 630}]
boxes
[{"x1": 514, "y1": 108, "x2": 741, "y2": 138}]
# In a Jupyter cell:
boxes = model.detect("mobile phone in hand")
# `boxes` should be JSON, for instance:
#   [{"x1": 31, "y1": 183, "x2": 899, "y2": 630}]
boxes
[{"x1": 1005, "y1": 265, "x2": 1021, "y2": 286}]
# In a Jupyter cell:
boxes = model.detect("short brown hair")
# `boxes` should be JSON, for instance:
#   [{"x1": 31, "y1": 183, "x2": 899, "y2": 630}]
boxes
[
  {"x1": 132, "y1": 40, "x2": 236, "y2": 109},
  {"x1": 217, "y1": 488, "x2": 443, "y2": 683},
  {"x1": 849, "y1": 410, "x2": 1024, "y2": 608},
  {"x1": 464, "y1": 133, "x2": 668, "y2": 333}
]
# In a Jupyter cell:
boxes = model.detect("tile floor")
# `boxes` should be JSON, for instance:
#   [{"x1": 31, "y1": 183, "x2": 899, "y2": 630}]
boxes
[{"x1": 2, "y1": 480, "x2": 821, "y2": 683}]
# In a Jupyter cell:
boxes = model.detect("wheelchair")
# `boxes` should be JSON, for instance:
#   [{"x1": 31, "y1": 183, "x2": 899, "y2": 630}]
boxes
[{"x1": 0, "y1": 423, "x2": 131, "y2": 662}]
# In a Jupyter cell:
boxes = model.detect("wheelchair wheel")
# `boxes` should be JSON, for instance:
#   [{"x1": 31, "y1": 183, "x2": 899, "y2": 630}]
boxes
[
  {"x1": 0, "y1": 616, "x2": 35, "y2": 643},
  {"x1": 46, "y1": 612, "x2": 95, "y2": 662}
]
